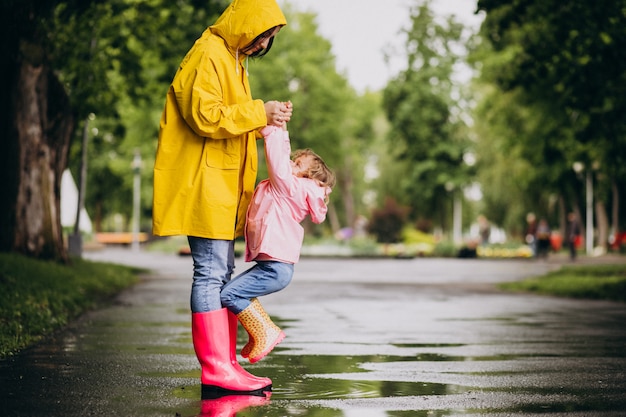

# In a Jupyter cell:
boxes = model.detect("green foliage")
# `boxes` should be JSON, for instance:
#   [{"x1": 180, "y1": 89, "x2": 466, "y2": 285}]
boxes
[
  {"x1": 471, "y1": 86, "x2": 566, "y2": 232},
  {"x1": 431, "y1": 240, "x2": 459, "y2": 258},
  {"x1": 499, "y1": 264, "x2": 626, "y2": 302},
  {"x1": 0, "y1": 253, "x2": 141, "y2": 357},
  {"x1": 474, "y1": 0, "x2": 626, "y2": 234},
  {"x1": 48, "y1": 0, "x2": 226, "y2": 119},
  {"x1": 381, "y1": 0, "x2": 475, "y2": 225}
]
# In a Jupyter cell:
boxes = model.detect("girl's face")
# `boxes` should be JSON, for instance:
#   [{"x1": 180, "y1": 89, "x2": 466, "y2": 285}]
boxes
[
  {"x1": 291, "y1": 155, "x2": 315, "y2": 178},
  {"x1": 243, "y1": 27, "x2": 281, "y2": 55}
]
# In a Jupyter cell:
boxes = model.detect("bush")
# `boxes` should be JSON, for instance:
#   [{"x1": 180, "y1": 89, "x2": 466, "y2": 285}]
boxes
[
  {"x1": 402, "y1": 228, "x2": 436, "y2": 245},
  {"x1": 367, "y1": 197, "x2": 409, "y2": 244},
  {"x1": 432, "y1": 240, "x2": 459, "y2": 258}
]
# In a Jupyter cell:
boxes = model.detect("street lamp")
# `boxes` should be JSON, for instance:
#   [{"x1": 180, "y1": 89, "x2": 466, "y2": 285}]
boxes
[
  {"x1": 572, "y1": 162, "x2": 593, "y2": 255},
  {"x1": 445, "y1": 182, "x2": 462, "y2": 244}
]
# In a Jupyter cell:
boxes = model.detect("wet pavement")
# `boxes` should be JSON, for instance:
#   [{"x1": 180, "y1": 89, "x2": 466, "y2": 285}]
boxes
[{"x1": 1, "y1": 248, "x2": 625, "y2": 416}]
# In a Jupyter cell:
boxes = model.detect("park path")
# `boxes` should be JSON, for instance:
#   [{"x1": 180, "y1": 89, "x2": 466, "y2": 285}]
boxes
[{"x1": 1, "y1": 248, "x2": 625, "y2": 416}]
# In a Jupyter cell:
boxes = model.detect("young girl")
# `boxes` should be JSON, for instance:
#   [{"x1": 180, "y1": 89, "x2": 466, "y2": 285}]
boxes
[{"x1": 220, "y1": 124, "x2": 335, "y2": 364}]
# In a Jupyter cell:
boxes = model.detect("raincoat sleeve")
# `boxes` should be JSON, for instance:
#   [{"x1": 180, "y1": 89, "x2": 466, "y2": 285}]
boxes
[
  {"x1": 174, "y1": 51, "x2": 267, "y2": 139},
  {"x1": 307, "y1": 186, "x2": 329, "y2": 224}
]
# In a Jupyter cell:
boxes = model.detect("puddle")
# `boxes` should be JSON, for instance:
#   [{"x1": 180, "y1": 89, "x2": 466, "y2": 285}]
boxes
[
  {"x1": 163, "y1": 353, "x2": 468, "y2": 401},
  {"x1": 5, "y1": 291, "x2": 624, "y2": 417},
  {"x1": 161, "y1": 337, "x2": 626, "y2": 416}
]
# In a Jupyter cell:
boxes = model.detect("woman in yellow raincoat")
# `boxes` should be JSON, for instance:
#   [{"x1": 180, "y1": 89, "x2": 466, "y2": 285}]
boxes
[{"x1": 152, "y1": 0, "x2": 291, "y2": 397}]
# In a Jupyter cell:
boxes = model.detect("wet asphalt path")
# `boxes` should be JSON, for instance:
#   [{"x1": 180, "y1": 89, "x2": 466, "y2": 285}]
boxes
[{"x1": 1, "y1": 248, "x2": 625, "y2": 417}]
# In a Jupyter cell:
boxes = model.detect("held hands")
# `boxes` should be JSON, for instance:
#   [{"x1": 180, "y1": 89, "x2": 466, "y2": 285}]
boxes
[{"x1": 265, "y1": 100, "x2": 292, "y2": 128}]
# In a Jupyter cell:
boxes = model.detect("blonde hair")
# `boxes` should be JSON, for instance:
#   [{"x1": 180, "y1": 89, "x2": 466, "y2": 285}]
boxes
[{"x1": 292, "y1": 148, "x2": 336, "y2": 190}]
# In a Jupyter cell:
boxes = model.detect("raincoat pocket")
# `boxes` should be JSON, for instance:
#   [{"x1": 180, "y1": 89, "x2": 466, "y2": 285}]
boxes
[
  {"x1": 204, "y1": 138, "x2": 239, "y2": 169},
  {"x1": 246, "y1": 218, "x2": 266, "y2": 251}
]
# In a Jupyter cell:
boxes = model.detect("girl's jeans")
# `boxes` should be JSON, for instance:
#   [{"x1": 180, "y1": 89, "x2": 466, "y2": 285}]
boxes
[
  {"x1": 188, "y1": 236, "x2": 235, "y2": 313},
  {"x1": 220, "y1": 261, "x2": 294, "y2": 314}
]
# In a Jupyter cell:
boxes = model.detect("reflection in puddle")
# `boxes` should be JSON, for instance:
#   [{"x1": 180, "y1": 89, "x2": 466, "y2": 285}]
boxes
[
  {"x1": 169, "y1": 352, "x2": 470, "y2": 402},
  {"x1": 273, "y1": 376, "x2": 457, "y2": 399},
  {"x1": 198, "y1": 392, "x2": 271, "y2": 416},
  {"x1": 170, "y1": 389, "x2": 274, "y2": 417},
  {"x1": 254, "y1": 353, "x2": 469, "y2": 400}
]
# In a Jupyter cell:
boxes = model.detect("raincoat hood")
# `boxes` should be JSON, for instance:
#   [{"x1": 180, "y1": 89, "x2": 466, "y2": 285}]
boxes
[{"x1": 211, "y1": 0, "x2": 287, "y2": 52}]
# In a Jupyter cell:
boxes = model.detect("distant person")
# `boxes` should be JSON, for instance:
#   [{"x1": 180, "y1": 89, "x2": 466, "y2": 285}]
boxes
[
  {"x1": 221, "y1": 124, "x2": 335, "y2": 364},
  {"x1": 525, "y1": 212, "x2": 538, "y2": 257},
  {"x1": 566, "y1": 212, "x2": 581, "y2": 261},
  {"x1": 477, "y1": 215, "x2": 491, "y2": 246},
  {"x1": 535, "y1": 218, "x2": 552, "y2": 259}
]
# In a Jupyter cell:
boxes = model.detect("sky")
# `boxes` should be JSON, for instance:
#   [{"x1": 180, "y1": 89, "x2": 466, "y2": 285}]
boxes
[{"x1": 279, "y1": 0, "x2": 485, "y2": 92}]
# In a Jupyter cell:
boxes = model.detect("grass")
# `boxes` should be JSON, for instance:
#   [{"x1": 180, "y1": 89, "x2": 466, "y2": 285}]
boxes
[
  {"x1": 499, "y1": 264, "x2": 626, "y2": 302},
  {"x1": 0, "y1": 252, "x2": 142, "y2": 358}
]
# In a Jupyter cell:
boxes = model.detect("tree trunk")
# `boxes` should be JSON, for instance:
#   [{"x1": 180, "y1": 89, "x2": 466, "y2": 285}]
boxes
[
  {"x1": 611, "y1": 180, "x2": 620, "y2": 237},
  {"x1": 327, "y1": 201, "x2": 340, "y2": 236},
  {"x1": 595, "y1": 199, "x2": 609, "y2": 251},
  {"x1": 557, "y1": 195, "x2": 566, "y2": 239},
  {"x1": 5, "y1": 43, "x2": 74, "y2": 261},
  {"x1": 338, "y1": 162, "x2": 356, "y2": 232}
]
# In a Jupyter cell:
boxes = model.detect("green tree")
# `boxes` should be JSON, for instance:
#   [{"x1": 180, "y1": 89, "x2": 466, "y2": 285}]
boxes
[
  {"x1": 476, "y1": 0, "x2": 626, "y2": 246},
  {"x1": 381, "y1": 0, "x2": 474, "y2": 231},
  {"x1": 471, "y1": 85, "x2": 568, "y2": 236}
]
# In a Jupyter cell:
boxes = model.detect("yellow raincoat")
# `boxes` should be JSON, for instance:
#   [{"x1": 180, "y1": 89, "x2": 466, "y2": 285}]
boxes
[{"x1": 153, "y1": 0, "x2": 287, "y2": 239}]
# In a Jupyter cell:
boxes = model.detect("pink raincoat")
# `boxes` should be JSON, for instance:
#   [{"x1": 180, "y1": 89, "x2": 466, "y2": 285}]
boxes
[{"x1": 245, "y1": 126, "x2": 330, "y2": 263}]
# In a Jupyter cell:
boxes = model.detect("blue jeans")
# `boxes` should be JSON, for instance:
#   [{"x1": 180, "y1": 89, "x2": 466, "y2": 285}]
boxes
[
  {"x1": 188, "y1": 237, "x2": 235, "y2": 313},
  {"x1": 220, "y1": 261, "x2": 294, "y2": 314}
]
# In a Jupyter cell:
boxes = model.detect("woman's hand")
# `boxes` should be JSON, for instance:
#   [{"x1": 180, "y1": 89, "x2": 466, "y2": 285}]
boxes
[{"x1": 265, "y1": 100, "x2": 293, "y2": 127}]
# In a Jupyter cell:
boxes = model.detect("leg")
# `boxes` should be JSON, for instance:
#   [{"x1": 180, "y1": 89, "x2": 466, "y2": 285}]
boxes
[
  {"x1": 237, "y1": 298, "x2": 286, "y2": 363},
  {"x1": 220, "y1": 261, "x2": 294, "y2": 314},
  {"x1": 221, "y1": 262, "x2": 293, "y2": 363},
  {"x1": 188, "y1": 237, "x2": 234, "y2": 313},
  {"x1": 192, "y1": 309, "x2": 271, "y2": 395},
  {"x1": 187, "y1": 238, "x2": 271, "y2": 393},
  {"x1": 226, "y1": 309, "x2": 272, "y2": 386},
  {"x1": 569, "y1": 240, "x2": 577, "y2": 260}
]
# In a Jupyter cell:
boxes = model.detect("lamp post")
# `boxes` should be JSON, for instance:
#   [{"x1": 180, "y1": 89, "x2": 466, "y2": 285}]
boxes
[
  {"x1": 69, "y1": 113, "x2": 95, "y2": 257},
  {"x1": 573, "y1": 162, "x2": 593, "y2": 255},
  {"x1": 131, "y1": 149, "x2": 142, "y2": 252},
  {"x1": 445, "y1": 182, "x2": 462, "y2": 244}
]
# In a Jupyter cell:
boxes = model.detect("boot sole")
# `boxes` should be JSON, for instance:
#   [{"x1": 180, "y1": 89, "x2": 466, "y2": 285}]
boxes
[{"x1": 201, "y1": 383, "x2": 272, "y2": 399}]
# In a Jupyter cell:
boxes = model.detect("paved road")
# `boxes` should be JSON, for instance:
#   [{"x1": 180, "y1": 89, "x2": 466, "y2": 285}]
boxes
[{"x1": 1, "y1": 248, "x2": 625, "y2": 417}]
